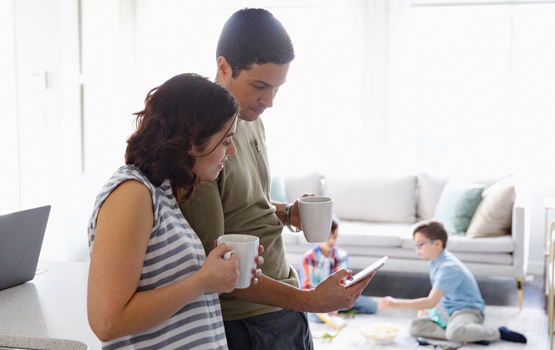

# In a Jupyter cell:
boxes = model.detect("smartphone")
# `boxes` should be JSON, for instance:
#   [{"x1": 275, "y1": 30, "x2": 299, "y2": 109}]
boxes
[{"x1": 343, "y1": 256, "x2": 388, "y2": 288}]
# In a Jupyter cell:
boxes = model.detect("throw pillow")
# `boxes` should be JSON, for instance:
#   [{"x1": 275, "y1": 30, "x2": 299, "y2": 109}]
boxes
[
  {"x1": 417, "y1": 172, "x2": 450, "y2": 220},
  {"x1": 433, "y1": 178, "x2": 485, "y2": 235},
  {"x1": 466, "y1": 177, "x2": 516, "y2": 238},
  {"x1": 270, "y1": 173, "x2": 288, "y2": 203},
  {"x1": 283, "y1": 172, "x2": 323, "y2": 202}
]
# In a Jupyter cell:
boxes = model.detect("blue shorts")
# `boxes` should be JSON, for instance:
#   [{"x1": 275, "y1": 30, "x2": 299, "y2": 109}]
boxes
[{"x1": 224, "y1": 309, "x2": 314, "y2": 350}]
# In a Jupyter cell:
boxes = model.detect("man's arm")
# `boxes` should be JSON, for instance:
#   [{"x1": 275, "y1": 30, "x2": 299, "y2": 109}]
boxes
[
  {"x1": 378, "y1": 288, "x2": 444, "y2": 311},
  {"x1": 272, "y1": 201, "x2": 287, "y2": 224},
  {"x1": 184, "y1": 182, "x2": 365, "y2": 313},
  {"x1": 229, "y1": 269, "x2": 376, "y2": 313},
  {"x1": 272, "y1": 193, "x2": 315, "y2": 230}
]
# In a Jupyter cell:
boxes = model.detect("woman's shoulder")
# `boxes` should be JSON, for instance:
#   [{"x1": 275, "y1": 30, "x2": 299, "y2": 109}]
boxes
[
  {"x1": 111, "y1": 164, "x2": 148, "y2": 182},
  {"x1": 106, "y1": 165, "x2": 158, "y2": 191}
]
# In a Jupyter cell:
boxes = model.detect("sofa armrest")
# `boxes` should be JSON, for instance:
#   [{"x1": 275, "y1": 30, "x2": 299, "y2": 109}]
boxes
[{"x1": 511, "y1": 203, "x2": 529, "y2": 277}]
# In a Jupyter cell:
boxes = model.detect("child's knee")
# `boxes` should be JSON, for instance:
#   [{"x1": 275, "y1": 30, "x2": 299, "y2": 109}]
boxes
[
  {"x1": 445, "y1": 324, "x2": 464, "y2": 341},
  {"x1": 409, "y1": 318, "x2": 427, "y2": 336}
]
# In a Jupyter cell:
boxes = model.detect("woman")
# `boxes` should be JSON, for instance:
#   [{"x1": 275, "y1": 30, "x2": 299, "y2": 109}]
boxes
[{"x1": 87, "y1": 73, "x2": 260, "y2": 350}]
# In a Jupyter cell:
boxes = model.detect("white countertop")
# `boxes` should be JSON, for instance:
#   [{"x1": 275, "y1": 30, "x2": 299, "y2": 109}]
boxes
[{"x1": 0, "y1": 261, "x2": 101, "y2": 350}]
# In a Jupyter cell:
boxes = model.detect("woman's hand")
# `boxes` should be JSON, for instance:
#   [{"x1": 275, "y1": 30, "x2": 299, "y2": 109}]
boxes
[
  {"x1": 251, "y1": 245, "x2": 264, "y2": 285},
  {"x1": 214, "y1": 240, "x2": 264, "y2": 287},
  {"x1": 197, "y1": 243, "x2": 239, "y2": 294}
]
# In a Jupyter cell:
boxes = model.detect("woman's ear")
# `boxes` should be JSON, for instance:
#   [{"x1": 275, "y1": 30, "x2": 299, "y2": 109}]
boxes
[{"x1": 188, "y1": 144, "x2": 199, "y2": 157}]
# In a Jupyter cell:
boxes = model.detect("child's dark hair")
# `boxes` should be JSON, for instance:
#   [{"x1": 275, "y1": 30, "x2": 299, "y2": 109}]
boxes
[
  {"x1": 412, "y1": 220, "x2": 448, "y2": 249},
  {"x1": 331, "y1": 215, "x2": 340, "y2": 233}
]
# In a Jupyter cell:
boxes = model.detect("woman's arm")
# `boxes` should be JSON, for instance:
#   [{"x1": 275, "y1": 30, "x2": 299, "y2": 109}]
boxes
[
  {"x1": 378, "y1": 288, "x2": 444, "y2": 311},
  {"x1": 87, "y1": 180, "x2": 238, "y2": 342}
]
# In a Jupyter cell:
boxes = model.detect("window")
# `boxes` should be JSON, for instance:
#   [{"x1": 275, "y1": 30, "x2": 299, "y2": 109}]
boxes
[
  {"x1": 390, "y1": 3, "x2": 555, "y2": 185},
  {"x1": 84, "y1": 1, "x2": 555, "y2": 186}
]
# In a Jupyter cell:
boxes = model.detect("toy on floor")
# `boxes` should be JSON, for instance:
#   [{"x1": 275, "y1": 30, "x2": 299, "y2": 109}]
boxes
[
  {"x1": 416, "y1": 337, "x2": 466, "y2": 349},
  {"x1": 315, "y1": 313, "x2": 347, "y2": 329},
  {"x1": 312, "y1": 329, "x2": 342, "y2": 342},
  {"x1": 343, "y1": 309, "x2": 360, "y2": 318}
]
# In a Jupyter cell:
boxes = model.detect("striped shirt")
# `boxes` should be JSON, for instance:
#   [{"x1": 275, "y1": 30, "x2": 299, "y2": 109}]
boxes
[
  {"x1": 88, "y1": 165, "x2": 228, "y2": 350},
  {"x1": 300, "y1": 245, "x2": 348, "y2": 290}
]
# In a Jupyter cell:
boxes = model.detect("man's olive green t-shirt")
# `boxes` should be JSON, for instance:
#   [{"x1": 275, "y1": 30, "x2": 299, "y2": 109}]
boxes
[{"x1": 179, "y1": 118, "x2": 300, "y2": 321}]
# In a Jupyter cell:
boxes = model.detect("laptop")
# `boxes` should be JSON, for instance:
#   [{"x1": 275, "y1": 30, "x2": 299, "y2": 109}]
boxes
[{"x1": 0, "y1": 205, "x2": 51, "y2": 290}]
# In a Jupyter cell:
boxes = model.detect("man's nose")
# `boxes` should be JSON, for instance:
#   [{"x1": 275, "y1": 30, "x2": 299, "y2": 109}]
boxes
[{"x1": 259, "y1": 88, "x2": 278, "y2": 108}]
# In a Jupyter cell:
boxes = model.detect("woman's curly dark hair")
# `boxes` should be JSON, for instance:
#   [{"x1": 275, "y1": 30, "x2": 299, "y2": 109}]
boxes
[{"x1": 125, "y1": 73, "x2": 237, "y2": 203}]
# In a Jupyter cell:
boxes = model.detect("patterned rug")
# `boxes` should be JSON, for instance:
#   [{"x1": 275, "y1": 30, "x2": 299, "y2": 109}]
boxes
[{"x1": 310, "y1": 303, "x2": 545, "y2": 349}]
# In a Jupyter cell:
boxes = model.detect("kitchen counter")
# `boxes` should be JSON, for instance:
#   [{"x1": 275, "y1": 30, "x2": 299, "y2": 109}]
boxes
[{"x1": 0, "y1": 261, "x2": 101, "y2": 350}]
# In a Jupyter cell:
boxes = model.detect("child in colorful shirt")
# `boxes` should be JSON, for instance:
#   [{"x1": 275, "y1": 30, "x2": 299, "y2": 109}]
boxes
[{"x1": 301, "y1": 216, "x2": 377, "y2": 323}]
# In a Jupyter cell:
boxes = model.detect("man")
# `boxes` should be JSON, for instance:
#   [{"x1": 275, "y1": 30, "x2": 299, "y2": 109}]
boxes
[{"x1": 180, "y1": 8, "x2": 374, "y2": 350}]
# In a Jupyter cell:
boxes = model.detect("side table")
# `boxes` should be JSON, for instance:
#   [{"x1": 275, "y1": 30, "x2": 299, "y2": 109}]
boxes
[{"x1": 544, "y1": 197, "x2": 555, "y2": 350}]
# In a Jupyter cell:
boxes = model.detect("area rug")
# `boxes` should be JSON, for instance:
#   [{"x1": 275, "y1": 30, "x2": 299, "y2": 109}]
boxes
[{"x1": 310, "y1": 303, "x2": 545, "y2": 349}]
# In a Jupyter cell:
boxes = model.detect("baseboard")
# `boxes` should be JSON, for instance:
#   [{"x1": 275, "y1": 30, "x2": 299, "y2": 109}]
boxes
[{"x1": 527, "y1": 260, "x2": 544, "y2": 275}]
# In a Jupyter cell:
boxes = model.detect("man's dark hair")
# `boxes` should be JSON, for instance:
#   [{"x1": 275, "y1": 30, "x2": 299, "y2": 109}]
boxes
[
  {"x1": 216, "y1": 8, "x2": 295, "y2": 77},
  {"x1": 412, "y1": 220, "x2": 448, "y2": 249}
]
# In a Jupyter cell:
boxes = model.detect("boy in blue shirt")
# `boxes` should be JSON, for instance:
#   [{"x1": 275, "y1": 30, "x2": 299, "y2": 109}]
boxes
[
  {"x1": 378, "y1": 220, "x2": 526, "y2": 345},
  {"x1": 301, "y1": 216, "x2": 377, "y2": 323}
]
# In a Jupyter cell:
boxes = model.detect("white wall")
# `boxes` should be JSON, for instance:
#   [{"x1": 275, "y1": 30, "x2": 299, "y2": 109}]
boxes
[
  {"x1": 0, "y1": 0, "x2": 20, "y2": 214},
  {"x1": 0, "y1": 1, "x2": 553, "y2": 276},
  {"x1": 0, "y1": 0, "x2": 93, "y2": 262}
]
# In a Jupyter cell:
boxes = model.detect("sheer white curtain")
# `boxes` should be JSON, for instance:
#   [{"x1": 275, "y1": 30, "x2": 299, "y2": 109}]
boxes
[
  {"x1": 81, "y1": 0, "x2": 411, "y2": 178},
  {"x1": 363, "y1": 0, "x2": 411, "y2": 173},
  {"x1": 388, "y1": 3, "x2": 555, "y2": 188},
  {"x1": 81, "y1": 0, "x2": 555, "y2": 186},
  {"x1": 264, "y1": 0, "x2": 411, "y2": 177}
]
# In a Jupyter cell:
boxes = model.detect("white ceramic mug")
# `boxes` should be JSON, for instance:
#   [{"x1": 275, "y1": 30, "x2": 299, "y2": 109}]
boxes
[
  {"x1": 298, "y1": 196, "x2": 334, "y2": 243},
  {"x1": 217, "y1": 234, "x2": 259, "y2": 289}
]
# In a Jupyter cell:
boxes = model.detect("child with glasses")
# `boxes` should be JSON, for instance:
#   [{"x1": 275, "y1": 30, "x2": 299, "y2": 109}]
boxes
[
  {"x1": 300, "y1": 216, "x2": 378, "y2": 323},
  {"x1": 378, "y1": 220, "x2": 526, "y2": 345}
]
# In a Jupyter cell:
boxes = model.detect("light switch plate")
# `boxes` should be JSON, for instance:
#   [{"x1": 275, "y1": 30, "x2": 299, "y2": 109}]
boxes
[{"x1": 30, "y1": 71, "x2": 47, "y2": 90}]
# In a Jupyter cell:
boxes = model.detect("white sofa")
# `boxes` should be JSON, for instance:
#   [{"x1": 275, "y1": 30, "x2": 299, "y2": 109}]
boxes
[{"x1": 276, "y1": 172, "x2": 529, "y2": 308}]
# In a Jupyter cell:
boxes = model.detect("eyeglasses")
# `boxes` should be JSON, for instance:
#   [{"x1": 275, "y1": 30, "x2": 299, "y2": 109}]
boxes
[{"x1": 414, "y1": 239, "x2": 436, "y2": 249}]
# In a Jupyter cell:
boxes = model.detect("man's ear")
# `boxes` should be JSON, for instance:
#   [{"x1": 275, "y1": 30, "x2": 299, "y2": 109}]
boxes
[{"x1": 217, "y1": 56, "x2": 233, "y2": 81}]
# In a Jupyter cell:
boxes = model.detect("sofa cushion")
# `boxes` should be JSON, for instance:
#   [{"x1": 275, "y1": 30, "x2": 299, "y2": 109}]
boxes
[
  {"x1": 332, "y1": 220, "x2": 411, "y2": 247},
  {"x1": 282, "y1": 221, "x2": 410, "y2": 247},
  {"x1": 323, "y1": 174, "x2": 417, "y2": 223},
  {"x1": 466, "y1": 177, "x2": 516, "y2": 238},
  {"x1": 433, "y1": 178, "x2": 484, "y2": 235},
  {"x1": 281, "y1": 229, "x2": 300, "y2": 245},
  {"x1": 417, "y1": 172, "x2": 449, "y2": 220},
  {"x1": 400, "y1": 234, "x2": 514, "y2": 253},
  {"x1": 322, "y1": 246, "x2": 513, "y2": 265},
  {"x1": 284, "y1": 172, "x2": 323, "y2": 202}
]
